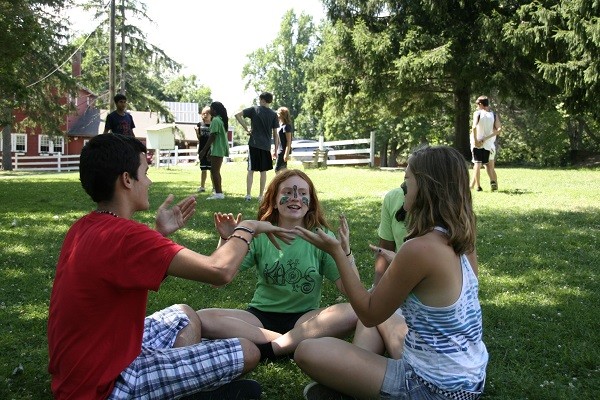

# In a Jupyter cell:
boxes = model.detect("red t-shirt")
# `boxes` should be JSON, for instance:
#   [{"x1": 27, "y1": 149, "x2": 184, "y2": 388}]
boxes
[{"x1": 47, "y1": 213, "x2": 183, "y2": 399}]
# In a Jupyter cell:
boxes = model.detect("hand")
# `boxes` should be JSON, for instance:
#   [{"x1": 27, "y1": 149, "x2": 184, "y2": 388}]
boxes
[
  {"x1": 155, "y1": 194, "x2": 196, "y2": 236},
  {"x1": 369, "y1": 244, "x2": 396, "y2": 264},
  {"x1": 294, "y1": 226, "x2": 343, "y2": 256},
  {"x1": 338, "y1": 214, "x2": 351, "y2": 256},
  {"x1": 214, "y1": 212, "x2": 242, "y2": 240},
  {"x1": 247, "y1": 220, "x2": 296, "y2": 250}
]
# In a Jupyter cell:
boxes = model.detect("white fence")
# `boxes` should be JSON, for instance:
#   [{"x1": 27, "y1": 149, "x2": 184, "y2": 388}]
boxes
[
  {"x1": 227, "y1": 133, "x2": 376, "y2": 167},
  {"x1": 11, "y1": 153, "x2": 80, "y2": 172},
  {"x1": 6, "y1": 133, "x2": 376, "y2": 171}
]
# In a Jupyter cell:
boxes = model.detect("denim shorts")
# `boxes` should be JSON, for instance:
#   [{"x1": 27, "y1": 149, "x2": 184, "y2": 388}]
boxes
[
  {"x1": 380, "y1": 359, "x2": 483, "y2": 400},
  {"x1": 108, "y1": 305, "x2": 244, "y2": 399}
]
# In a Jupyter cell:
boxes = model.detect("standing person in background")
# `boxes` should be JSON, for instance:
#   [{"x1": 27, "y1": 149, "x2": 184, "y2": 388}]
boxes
[
  {"x1": 470, "y1": 95, "x2": 501, "y2": 192},
  {"x1": 195, "y1": 106, "x2": 213, "y2": 193},
  {"x1": 199, "y1": 102, "x2": 229, "y2": 200},
  {"x1": 103, "y1": 93, "x2": 135, "y2": 136},
  {"x1": 235, "y1": 92, "x2": 279, "y2": 202},
  {"x1": 275, "y1": 107, "x2": 293, "y2": 174}
]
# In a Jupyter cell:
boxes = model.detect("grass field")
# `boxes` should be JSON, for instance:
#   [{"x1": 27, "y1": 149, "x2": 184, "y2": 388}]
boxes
[{"x1": 1, "y1": 160, "x2": 599, "y2": 399}]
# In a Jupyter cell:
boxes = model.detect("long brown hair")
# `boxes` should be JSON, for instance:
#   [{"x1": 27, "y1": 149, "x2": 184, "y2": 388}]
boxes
[
  {"x1": 405, "y1": 145, "x2": 476, "y2": 255},
  {"x1": 257, "y1": 169, "x2": 330, "y2": 230}
]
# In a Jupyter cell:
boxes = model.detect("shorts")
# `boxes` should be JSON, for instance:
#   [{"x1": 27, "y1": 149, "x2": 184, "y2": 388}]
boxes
[
  {"x1": 108, "y1": 305, "x2": 244, "y2": 399},
  {"x1": 199, "y1": 156, "x2": 211, "y2": 171},
  {"x1": 274, "y1": 152, "x2": 287, "y2": 171},
  {"x1": 380, "y1": 359, "x2": 483, "y2": 400},
  {"x1": 247, "y1": 306, "x2": 307, "y2": 334},
  {"x1": 472, "y1": 147, "x2": 490, "y2": 164},
  {"x1": 247, "y1": 147, "x2": 273, "y2": 172}
]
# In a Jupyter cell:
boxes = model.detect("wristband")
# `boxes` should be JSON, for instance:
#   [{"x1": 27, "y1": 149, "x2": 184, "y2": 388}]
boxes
[
  {"x1": 345, "y1": 248, "x2": 352, "y2": 257},
  {"x1": 234, "y1": 225, "x2": 256, "y2": 235},
  {"x1": 228, "y1": 234, "x2": 251, "y2": 249}
]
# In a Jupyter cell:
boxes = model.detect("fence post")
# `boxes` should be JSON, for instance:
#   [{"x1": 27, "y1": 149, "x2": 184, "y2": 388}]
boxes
[
  {"x1": 174, "y1": 147, "x2": 179, "y2": 165},
  {"x1": 57, "y1": 153, "x2": 62, "y2": 172},
  {"x1": 369, "y1": 131, "x2": 376, "y2": 167},
  {"x1": 14, "y1": 153, "x2": 18, "y2": 170},
  {"x1": 318, "y1": 135, "x2": 324, "y2": 150}
]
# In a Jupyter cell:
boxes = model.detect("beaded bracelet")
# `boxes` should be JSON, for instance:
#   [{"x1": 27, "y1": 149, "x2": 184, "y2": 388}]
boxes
[
  {"x1": 345, "y1": 248, "x2": 352, "y2": 257},
  {"x1": 228, "y1": 234, "x2": 251, "y2": 249},
  {"x1": 234, "y1": 225, "x2": 255, "y2": 235}
]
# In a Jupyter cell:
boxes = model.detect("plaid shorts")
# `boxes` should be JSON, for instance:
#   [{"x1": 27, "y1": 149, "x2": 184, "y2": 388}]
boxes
[{"x1": 108, "y1": 305, "x2": 244, "y2": 399}]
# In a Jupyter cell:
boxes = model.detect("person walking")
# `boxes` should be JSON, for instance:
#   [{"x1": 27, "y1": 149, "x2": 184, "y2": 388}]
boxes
[
  {"x1": 235, "y1": 92, "x2": 279, "y2": 202},
  {"x1": 470, "y1": 95, "x2": 501, "y2": 191}
]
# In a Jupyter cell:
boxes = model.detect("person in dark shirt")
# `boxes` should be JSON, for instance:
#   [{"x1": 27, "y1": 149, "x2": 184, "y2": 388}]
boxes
[{"x1": 103, "y1": 93, "x2": 136, "y2": 136}]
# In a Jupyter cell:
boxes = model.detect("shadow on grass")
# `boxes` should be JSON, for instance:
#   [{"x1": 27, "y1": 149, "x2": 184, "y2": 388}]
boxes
[{"x1": 1, "y1": 178, "x2": 598, "y2": 399}]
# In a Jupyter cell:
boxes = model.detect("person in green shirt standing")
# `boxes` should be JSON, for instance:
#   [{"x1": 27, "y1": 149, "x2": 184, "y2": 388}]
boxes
[{"x1": 199, "y1": 101, "x2": 230, "y2": 200}]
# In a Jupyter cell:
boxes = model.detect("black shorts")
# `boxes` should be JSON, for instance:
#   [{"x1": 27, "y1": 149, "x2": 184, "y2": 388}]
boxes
[
  {"x1": 472, "y1": 147, "x2": 490, "y2": 164},
  {"x1": 247, "y1": 147, "x2": 273, "y2": 172},
  {"x1": 247, "y1": 307, "x2": 308, "y2": 334}
]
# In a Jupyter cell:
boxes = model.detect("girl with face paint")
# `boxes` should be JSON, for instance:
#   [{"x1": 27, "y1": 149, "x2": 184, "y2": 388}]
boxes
[{"x1": 197, "y1": 170, "x2": 359, "y2": 362}]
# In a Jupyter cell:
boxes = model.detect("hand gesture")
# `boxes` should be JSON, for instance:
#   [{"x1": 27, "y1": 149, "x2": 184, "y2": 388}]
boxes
[
  {"x1": 155, "y1": 194, "x2": 196, "y2": 236},
  {"x1": 294, "y1": 226, "x2": 342, "y2": 256},
  {"x1": 250, "y1": 220, "x2": 296, "y2": 250},
  {"x1": 338, "y1": 214, "x2": 351, "y2": 256},
  {"x1": 369, "y1": 244, "x2": 396, "y2": 264},
  {"x1": 214, "y1": 212, "x2": 243, "y2": 239}
]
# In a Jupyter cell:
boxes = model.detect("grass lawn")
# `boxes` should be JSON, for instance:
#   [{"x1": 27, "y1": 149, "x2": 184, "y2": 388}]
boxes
[{"x1": 1, "y1": 160, "x2": 599, "y2": 399}]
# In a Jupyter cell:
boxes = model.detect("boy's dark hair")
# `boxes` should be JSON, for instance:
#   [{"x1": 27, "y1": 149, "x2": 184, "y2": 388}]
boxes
[
  {"x1": 114, "y1": 93, "x2": 127, "y2": 104},
  {"x1": 259, "y1": 92, "x2": 273, "y2": 104},
  {"x1": 80, "y1": 134, "x2": 147, "y2": 203}
]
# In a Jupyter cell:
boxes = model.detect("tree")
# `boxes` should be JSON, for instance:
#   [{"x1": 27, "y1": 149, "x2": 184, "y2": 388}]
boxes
[
  {"x1": 312, "y1": 0, "x2": 548, "y2": 160},
  {"x1": 242, "y1": 10, "x2": 318, "y2": 136},
  {"x1": 504, "y1": 0, "x2": 600, "y2": 161},
  {"x1": 76, "y1": 0, "x2": 181, "y2": 117},
  {"x1": 162, "y1": 75, "x2": 212, "y2": 105},
  {"x1": 1, "y1": 0, "x2": 76, "y2": 170}
]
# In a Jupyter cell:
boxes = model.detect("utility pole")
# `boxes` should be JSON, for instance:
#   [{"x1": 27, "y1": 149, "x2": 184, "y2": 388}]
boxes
[
  {"x1": 109, "y1": 0, "x2": 116, "y2": 111},
  {"x1": 120, "y1": 0, "x2": 126, "y2": 94}
]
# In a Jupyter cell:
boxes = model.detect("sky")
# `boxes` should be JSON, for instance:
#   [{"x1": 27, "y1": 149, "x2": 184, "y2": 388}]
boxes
[{"x1": 69, "y1": 0, "x2": 326, "y2": 111}]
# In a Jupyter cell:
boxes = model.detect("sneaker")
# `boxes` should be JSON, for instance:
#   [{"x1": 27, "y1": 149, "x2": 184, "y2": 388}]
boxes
[
  {"x1": 181, "y1": 379, "x2": 262, "y2": 400},
  {"x1": 477, "y1": 187, "x2": 483, "y2": 192},
  {"x1": 207, "y1": 193, "x2": 225, "y2": 200},
  {"x1": 257, "y1": 195, "x2": 264, "y2": 203},
  {"x1": 244, "y1": 195, "x2": 252, "y2": 201},
  {"x1": 303, "y1": 381, "x2": 355, "y2": 400},
  {"x1": 490, "y1": 181, "x2": 498, "y2": 191},
  {"x1": 197, "y1": 187, "x2": 206, "y2": 193}
]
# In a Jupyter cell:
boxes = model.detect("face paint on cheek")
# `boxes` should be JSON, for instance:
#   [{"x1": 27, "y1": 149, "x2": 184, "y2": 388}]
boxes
[
  {"x1": 279, "y1": 196, "x2": 290, "y2": 205},
  {"x1": 302, "y1": 196, "x2": 309, "y2": 207}
]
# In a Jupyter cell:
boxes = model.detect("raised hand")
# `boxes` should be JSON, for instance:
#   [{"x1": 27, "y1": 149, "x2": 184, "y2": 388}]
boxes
[
  {"x1": 293, "y1": 226, "x2": 342, "y2": 256},
  {"x1": 155, "y1": 194, "x2": 196, "y2": 236},
  {"x1": 249, "y1": 221, "x2": 296, "y2": 250},
  {"x1": 338, "y1": 214, "x2": 351, "y2": 256},
  {"x1": 214, "y1": 212, "x2": 243, "y2": 239}
]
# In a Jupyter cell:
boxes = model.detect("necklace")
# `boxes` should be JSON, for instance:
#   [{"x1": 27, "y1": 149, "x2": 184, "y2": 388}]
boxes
[{"x1": 95, "y1": 210, "x2": 119, "y2": 218}]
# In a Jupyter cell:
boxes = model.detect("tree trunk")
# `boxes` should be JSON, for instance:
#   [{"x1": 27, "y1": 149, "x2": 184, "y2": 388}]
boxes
[
  {"x1": 2, "y1": 105, "x2": 13, "y2": 170},
  {"x1": 388, "y1": 139, "x2": 399, "y2": 167},
  {"x1": 379, "y1": 138, "x2": 388, "y2": 167},
  {"x1": 453, "y1": 86, "x2": 471, "y2": 160}
]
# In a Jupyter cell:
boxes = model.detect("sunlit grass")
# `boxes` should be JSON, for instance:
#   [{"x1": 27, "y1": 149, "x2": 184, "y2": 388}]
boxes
[{"x1": 1, "y1": 161, "x2": 599, "y2": 399}]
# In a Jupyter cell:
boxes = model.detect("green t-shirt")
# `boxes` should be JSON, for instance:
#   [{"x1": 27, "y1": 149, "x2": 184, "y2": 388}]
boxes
[
  {"x1": 240, "y1": 230, "x2": 340, "y2": 313},
  {"x1": 209, "y1": 116, "x2": 229, "y2": 157},
  {"x1": 377, "y1": 187, "x2": 407, "y2": 250}
]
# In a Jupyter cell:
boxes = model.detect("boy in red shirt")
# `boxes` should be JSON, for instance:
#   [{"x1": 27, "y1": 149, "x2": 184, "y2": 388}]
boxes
[{"x1": 48, "y1": 133, "x2": 292, "y2": 399}]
